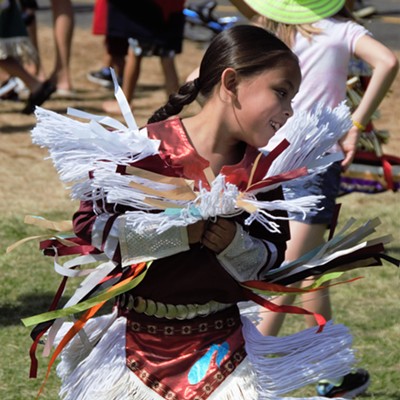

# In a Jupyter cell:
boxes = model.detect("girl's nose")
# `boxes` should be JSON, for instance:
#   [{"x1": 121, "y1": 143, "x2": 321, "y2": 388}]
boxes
[{"x1": 284, "y1": 103, "x2": 294, "y2": 118}]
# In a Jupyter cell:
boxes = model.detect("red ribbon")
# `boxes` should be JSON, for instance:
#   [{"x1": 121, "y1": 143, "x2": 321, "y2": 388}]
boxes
[
  {"x1": 242, "y1": 287, "x2": 326, "y2": 333},
  {"x1": 29, "y1": 276, "x2": 68, "y2": 378}
]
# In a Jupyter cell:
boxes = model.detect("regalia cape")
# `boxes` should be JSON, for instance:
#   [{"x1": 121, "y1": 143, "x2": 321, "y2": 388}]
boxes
[{"x1": 15, "y1": 80, "x2": 398, "y2": 400}]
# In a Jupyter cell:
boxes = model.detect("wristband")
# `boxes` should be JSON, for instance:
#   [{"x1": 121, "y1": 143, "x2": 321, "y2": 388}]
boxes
[{"x1": 352, "y1": 119, "x2": 366, "y2": 131}]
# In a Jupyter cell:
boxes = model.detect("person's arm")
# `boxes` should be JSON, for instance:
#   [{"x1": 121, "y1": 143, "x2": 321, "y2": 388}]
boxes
[
  {"x1": 340, "y1": 35, "x2": 399, "y2": 169},
  {"x1": 202, "y1": 188, "x2": 289, "y2": 282},
  {"x1": 73, "y1": 200, "x2": 192, "y2": 266}
]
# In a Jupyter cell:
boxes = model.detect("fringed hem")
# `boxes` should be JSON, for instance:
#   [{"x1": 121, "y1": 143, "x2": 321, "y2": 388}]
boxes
[
  {"x1": 241, "y1": 317, "x2": 355, "y2": 400},
  {"x1": 0, "y1": 36, "x2": 38, "y2": 63},
  {"x1": 56, "y1": 312, "x2": 260, "y2": 400},
  {"x1": 209, "y1": 358, "x2": 258, "y2": 399},
  {"x1": 53, "y1": 311, "x2": 354, "y2": 399},
  {"x1": 57, "y1": 313, "x2": 166, "y2": 400}
]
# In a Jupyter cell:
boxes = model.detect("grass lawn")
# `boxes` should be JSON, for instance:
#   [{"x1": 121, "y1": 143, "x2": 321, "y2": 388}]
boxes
[
  {"x1": 0, "y1": 190, "x2": 399, "y2": 399},
  {"x1": 1, "y1": 8, "x2": 398, "y2": 399}
]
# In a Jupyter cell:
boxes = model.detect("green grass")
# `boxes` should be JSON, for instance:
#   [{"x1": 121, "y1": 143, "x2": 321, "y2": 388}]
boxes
[{"x1": 0, "y1": 192, "x2": 399, "y2": 399}]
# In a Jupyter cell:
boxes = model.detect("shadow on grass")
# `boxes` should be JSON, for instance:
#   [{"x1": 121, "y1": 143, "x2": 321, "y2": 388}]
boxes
[
  {"x1": 0, "y1": 123, "x2": 36, "y2": 134},
  {"x1": 0, "y1": 292, "x2": 114, "y2": 327},
  {"x1": 0, "y1": 293, "x2": 70, "y2": 327}
]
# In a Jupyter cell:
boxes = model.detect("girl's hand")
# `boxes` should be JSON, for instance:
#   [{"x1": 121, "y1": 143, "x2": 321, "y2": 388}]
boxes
[
  {"x1": 339, "y1": 125, "x2": 361, "y2": 171},
  {"x1": 187, "y1": 220, "x2": 207, "y2": 244},
  {"x1": 201, "y1": 217, "x2": 237, "y2": 254}
]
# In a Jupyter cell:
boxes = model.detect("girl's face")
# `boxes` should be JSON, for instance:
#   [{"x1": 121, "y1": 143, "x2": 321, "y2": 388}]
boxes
[{"x1": 231, "y1": 60, "x2": 301, "y2": 148}]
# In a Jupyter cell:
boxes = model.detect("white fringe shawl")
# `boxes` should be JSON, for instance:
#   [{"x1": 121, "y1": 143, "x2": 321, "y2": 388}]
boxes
[
  {"x1": 53, "y1": 311, "x2": 352, "y2": 400},
  {"x1": 241, "y1": 317, "x2": 354, "y2": 400},
  {"x1": 261, "y1": 101, "x2": 351, "y2": 181},
  {"x1": 31, "y1": 85, "x2": 351, "y2": 234},
  {"x1": 31, "y1": 107, "x2": 160, "y2": 191}
]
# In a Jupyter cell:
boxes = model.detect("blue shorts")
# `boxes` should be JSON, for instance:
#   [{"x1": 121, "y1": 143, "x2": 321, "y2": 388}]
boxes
[{"x1": 283, "y1": 162, "x2": 342, "y2": 225}]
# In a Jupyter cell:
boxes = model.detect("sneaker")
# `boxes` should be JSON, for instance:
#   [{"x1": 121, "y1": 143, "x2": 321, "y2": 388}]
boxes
[
  {"x1": 0, "y1": 77, "x2": 19, "y2": 98},
  {"x1": 87, "y1": 67, "x2": 121, "y2": 88},
  {"x1": 316, "y1": 368, "x2": 370, "y2": 398}
]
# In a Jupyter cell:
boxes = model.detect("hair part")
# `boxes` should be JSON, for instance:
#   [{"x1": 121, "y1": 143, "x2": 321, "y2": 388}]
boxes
[{"x1": 148, "y1": 25, "x2": 299, "y2": 124}]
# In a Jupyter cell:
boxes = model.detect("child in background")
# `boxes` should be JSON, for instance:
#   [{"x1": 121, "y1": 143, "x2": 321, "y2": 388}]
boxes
[
  {"x1": 86, "y1": 0, "x2": 125, "y2": 89},
  {"x1": 101, "y1": 0, "x2": 186, "y2": 114},
  {"x1": 231, "y1": 0, "x2": 399, "y2": 397},
  {"x1": 0, "y1": 0, "x2": 55, "y2": 113}
]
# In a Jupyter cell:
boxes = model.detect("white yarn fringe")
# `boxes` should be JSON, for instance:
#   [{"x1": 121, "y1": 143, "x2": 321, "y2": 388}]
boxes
[
  {"x1": 55, "y1": 309, "x2": 118, "y2": 381},
  {"x1": 31, "y1": 87, "x2": 351, "y2": 234},
  {"x1": 31, "y1": 107, "x2": 160, "y2": 187},
  {"x1": 55, "y1": 311, "x2": 258, "y2": 400},
  {"x1": 241, "y1": 317, "x2": 355, "y2": 400},
  {"x1": 54, "y1": 310, "x2": 353, "y2": 400},
  {"x1": 56, "y1": 313, "x2": 167, "y2": 400},
  {"x1": 209, "y1": 358, "x2": 258, "y2": 399},
  {"x1": 261, "y1": 101, "x2": 352, "y2": 180}
]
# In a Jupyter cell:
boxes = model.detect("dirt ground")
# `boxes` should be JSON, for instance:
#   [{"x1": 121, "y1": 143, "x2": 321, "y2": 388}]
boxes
[{"x1": 0, "y1": 24, "x2": 399, "y2": 217}]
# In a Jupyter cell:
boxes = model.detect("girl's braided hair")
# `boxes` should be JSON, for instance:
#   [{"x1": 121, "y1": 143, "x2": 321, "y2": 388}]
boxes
[{"x1": 147, "y1": 24, "x2": 298, "y2": 124}]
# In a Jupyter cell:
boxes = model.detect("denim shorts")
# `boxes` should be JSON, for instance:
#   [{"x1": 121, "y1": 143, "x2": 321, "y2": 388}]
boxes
[{"x1": 283, "y1": 161, "x2": 342, "y2": 225}]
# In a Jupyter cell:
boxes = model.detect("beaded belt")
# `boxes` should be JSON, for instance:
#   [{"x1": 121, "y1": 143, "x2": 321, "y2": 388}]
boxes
[{"x1": 119, "y1": 294, "x2": 233, "y2": 320}]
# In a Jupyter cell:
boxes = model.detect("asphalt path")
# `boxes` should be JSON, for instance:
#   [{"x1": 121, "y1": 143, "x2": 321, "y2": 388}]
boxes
[{"x1": 34, "y1": 0, "x2": 400, "y2": 50}]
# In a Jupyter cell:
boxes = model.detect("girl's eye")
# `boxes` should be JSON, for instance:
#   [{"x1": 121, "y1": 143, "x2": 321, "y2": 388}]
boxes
[{"x1": 276, "y1": 89, "x2": 287, "y2": 98}]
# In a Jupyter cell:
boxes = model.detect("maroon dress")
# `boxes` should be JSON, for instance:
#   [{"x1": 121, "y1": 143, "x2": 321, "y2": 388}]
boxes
[{"x1": 71, "y1": 117, "x2": 289, "y2": 399}]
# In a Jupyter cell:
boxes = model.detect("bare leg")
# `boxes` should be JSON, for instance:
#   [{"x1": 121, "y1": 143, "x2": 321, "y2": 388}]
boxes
[
  {"x1": 122, "y1": 48, "x2": 142, "y2": 103},
  {"x1": 24, "y1": 9, "x2": 46, "y2": 80},
  {"x1": 0, "y1": 57, "x2": 41, "y2": 93},
  {"x1": 102, "y1": 47, "x2": 142, "y2": 114},
  {"x1": 111, "y1": 53, "x2": 126, "y2": 81},
  {"x1": 50, "y1": 0, "x2": 74, "y2": 91},
  {"x1": 160, "y1": 56, "x2": 180, "y2": 96},
  {"x1": 258, "y1": 221, "x2": 330, "y2": 335}
]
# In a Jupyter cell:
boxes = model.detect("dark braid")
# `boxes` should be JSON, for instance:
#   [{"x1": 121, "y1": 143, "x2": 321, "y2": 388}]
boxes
[
  {"x1": 147, "y1": 25, "x2": 299, "y2": 124},
  {"x1": 148, "y1": 80, "x2": 200, "y2": 123}
]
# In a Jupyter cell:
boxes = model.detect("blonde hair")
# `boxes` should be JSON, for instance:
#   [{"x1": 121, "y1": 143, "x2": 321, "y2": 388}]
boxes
[
  {"x1": 252, "y1": 6, "x2": 356, "y2": 48},
  {"x1": 252, "y1": 16, "x2": 320, "y2": 47}
]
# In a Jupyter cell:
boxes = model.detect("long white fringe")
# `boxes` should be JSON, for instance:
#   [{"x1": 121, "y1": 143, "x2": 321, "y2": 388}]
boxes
[
  {"x1": 55, "y1": 312, "x2": 259, "y2": 400},
  {"x1": 241, "y1": 317, "x2": 355, "y2": 400},
  {"x1": 56, "y1": 313, "x2": 168, "y2": 400},
  {"x1": 54, "y1": 311, "x2": 353, "y2": 400},
  {"x1": 55, "y1": 309, "x2": 118, "y2": 381},
  {"x1": 209, "y1": 358, "x2": 258, "y2": 399},
  {"x1": 31, "y1": 89, "x2": 351, "y2": 235},
  {"x1": 261, "y1": 101, "x2": 352, "y2": 180},
  {"x1": 31, "y1": 107, "x2": 160, "y2": 185}
]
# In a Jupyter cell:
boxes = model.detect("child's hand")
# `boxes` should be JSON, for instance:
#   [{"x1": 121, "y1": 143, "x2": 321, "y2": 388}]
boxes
[
  {"x1": 187, "y1": 220, "x2": 207, "y2": 244},
  {"x1": 339, "y1": 125, "x2": 361, "y2": 171},
  {"x1": 201, "y1": 217, "x2": 237, "y2": 254}
]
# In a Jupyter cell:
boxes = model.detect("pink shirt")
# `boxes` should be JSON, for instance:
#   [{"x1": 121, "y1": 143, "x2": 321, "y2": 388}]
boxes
[{"x1": 292, "y1": 18, "x2": 370, "y2": 113}]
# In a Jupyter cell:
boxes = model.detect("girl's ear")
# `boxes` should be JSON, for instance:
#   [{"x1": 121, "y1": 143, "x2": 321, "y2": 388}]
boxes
[{"x1": 220, "y1": 68, "x2": 238, "y2": 101}]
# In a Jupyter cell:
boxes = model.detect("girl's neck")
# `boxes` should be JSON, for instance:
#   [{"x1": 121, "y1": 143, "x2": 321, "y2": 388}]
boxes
[{"x1": 182, "y1": 110, "x2": 245, "y2": 175}]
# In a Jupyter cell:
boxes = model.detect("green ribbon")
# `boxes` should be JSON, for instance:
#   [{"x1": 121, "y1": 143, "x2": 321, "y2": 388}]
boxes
[
  {"x1": 245, "y1": 271, "x2": 345, "y2": 296},
  {"x1": 22, "y1": 266, "x2": 149, "y2": 327}
]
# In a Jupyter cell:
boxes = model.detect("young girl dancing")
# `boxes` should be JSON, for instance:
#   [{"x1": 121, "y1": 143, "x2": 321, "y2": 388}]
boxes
[{"x1": 25, "y1": 24, "x2": 398, "y2": 399}]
